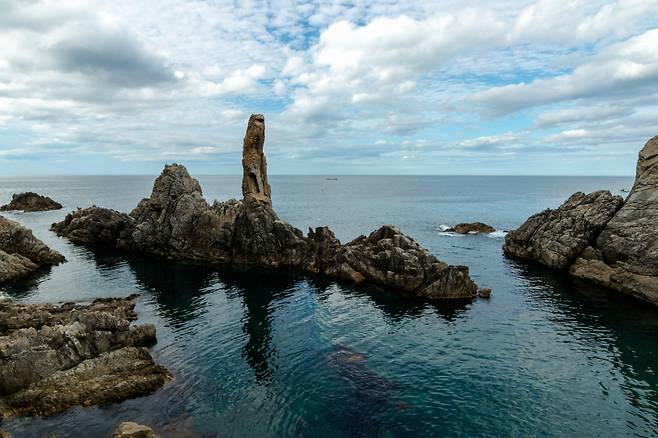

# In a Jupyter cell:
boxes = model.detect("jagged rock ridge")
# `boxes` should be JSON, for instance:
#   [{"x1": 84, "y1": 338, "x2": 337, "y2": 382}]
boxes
[
  {"x1": 52, "y1": 115, "x2": 478, "y2": 300},
  {"x1": 505, "y1": 135, "x2": 658, "y2": 306}
]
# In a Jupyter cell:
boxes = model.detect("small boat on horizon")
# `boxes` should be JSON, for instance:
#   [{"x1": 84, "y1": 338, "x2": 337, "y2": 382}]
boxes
[{"x1": 326, "y1": 177, "x2": 339, "y2": 180}]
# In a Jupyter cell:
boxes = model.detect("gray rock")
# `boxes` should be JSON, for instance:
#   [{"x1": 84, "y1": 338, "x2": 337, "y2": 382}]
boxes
[
  {"x1": 113, "y1": 422, "x2": 158, "y2": 438},
  {"x1": 52, "y1": 115, "x2": 478, "y2": 300},
  {"x1": 447, "y1": 222, "x2": 496, "y2": 234},
  {"x1": 0, "y1": 192, "x2": 62, "y2": 212},
  {"x1": 503, "y1": 191, "x2": 623, "y2": 268},
  {"x1": 0, "y1": 215, "x2": 65, "y2": 282},
  {"x1": 0, "y1": 295, "x2": 170, "y2": 419},
  {"x1": 571, "y1": 135, "x2": 658, "y2": 304}
]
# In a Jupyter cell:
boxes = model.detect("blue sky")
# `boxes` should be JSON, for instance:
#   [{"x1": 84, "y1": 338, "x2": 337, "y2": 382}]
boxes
[{"x1": 1, "y1": 0, "x2": 657, "y2": 175}]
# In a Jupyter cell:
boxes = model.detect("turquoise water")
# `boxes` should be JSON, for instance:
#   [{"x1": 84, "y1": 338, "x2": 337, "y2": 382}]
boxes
[{"x1": 2, "y1": 175, "x2": 658, "y2": 437}]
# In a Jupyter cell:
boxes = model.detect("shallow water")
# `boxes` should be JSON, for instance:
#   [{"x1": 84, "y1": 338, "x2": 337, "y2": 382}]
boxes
[{"x1": 2, "y1": 175, "x2": 658, "y2": 437}]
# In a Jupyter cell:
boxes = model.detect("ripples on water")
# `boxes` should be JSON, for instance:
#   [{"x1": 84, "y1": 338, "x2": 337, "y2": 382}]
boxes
[{"x1": 1, "y1": 175, "x2": 658, "y2": 437}]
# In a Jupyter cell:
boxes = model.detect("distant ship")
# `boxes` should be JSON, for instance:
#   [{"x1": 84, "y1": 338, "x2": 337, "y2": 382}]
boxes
[{"x1": 326, "y1": 177, "x2": 338, "y2": 180}]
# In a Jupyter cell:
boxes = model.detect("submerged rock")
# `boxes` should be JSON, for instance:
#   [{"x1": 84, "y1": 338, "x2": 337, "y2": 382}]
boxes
[
  {"x1": 0, "y1": 295, "x2": 170, "y2": 419},
  {"x1": 503, "y1": 191, "x2": 623, "y2": 269},
  {"x1": 447, "y1": 222, "x2": 496, "y2": 234},
  {"x1": 570, "y1": 136, "x2": 658, "y2": 304},
  {"x1": 113, "y1": 422, "x2": 159, "y2": 438},
  {"x1": 0, "y1": 215, "x2": 65, "y2": 282},
  {"x1": 0, "y1": 192, "x2": 62, "y2": 212},
  {"x1": 52, "y1": 115, "x2": 478, "y2": 300},
  {"x1": 478, "y1": 288, "x2": 492, "y2": 299}
]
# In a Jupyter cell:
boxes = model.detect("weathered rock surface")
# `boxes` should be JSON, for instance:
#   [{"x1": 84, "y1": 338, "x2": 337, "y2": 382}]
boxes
[
  {"x1": 52, "y1": 115, "x2": 478, "y2": 300},
  {"x1": 0, "y1": 295, "x2": 170, "y2": 419},
  {"x1": 0, "y1": 215, "x2": 65, "y2": 282},
  {"x1": 0, "y1": 192, "x2": 62, "y2": 212},
  {"x1": 503, "y1": 191, "x2": 624, "y2": 269},
  {"x1": 447, "y1": 222, "x2": 496, "y2": 234},
  {"x1": 113, "y1": 422, "x2": 159, "y2": 438},
  {"x1": 570, "y1": 136, "x2": 658, "y2": 304}
]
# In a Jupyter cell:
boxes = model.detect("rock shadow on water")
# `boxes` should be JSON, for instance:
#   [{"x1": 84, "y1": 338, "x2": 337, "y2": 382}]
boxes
[
  {"x1": 0, "y1": 265, "x2": 55, "y2": 300},
  {"x1": 507, "y1": 258, "x2": 658, "y2": 426}
]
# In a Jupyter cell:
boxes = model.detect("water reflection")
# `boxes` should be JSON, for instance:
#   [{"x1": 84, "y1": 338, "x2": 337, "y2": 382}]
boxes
[
  {"x1": 0, "y1": 266, "x2": 53, "y2": 299},
  {"x1": 509, "y1": 259, "x2": 658, "y2": 429}
]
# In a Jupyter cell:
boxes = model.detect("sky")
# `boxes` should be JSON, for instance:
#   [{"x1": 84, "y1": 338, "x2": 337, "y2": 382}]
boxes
[{"x1": 1, "y1": 0, "x2": 658, "y2": 176}]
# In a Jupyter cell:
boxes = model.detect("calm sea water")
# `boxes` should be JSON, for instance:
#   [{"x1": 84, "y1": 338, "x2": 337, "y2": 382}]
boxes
[{"x1": 2, "y1": 175, "x2": 658, "y2": 438}]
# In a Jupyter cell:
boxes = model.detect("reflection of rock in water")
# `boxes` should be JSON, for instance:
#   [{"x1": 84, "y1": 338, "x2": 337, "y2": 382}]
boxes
[
  {"x1": 128, "y1": 258, "x2": 216, "y2": 327},
  {"x1": 329, "y1": 343, "x2": 404, "y2": 437},
  {"x1": 219, "y1": 266, "x2": 300, "y2": 386}
]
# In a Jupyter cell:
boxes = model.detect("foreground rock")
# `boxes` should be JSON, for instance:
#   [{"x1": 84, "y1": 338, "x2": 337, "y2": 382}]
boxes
[
  {"x1": 506, "y1": 135, "x2": 658, "y2": 306},
  {"x1": 447, "y1": 222, "x2": 496, "y2": 234},
  {"x1": 52, "y1": 115, "x2": 478, "y2": 300},
  {"x1": 503, "y1": 191, "x2": 623, "y2": 268},
  {"x1": 112, "y1": 422, "x2": 159, "y2": 438},
  {"x1": 0, "y1": 295, "x2": 170, "y2": 419},
  {"x1": 570, "y1": 136, "x2": 658, "y2": 304},
  {"x1": 1, "y1": 192, "x2": 62, "y2": 212},
  {"x1": 0, "y1": 215, "x2": 65, "y2": 282}
]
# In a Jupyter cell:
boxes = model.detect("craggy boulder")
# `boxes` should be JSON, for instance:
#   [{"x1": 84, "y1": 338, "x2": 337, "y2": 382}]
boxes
[
  {"x1": 0, "y1": 295, "x2": 170, "y2": 419},
  {"x1": 447, "y1": 222, "x2": 496, "y2": 234},
  {"x1": 1, "y1": 192, "x2": 62, "y2": 212},
  {"x1": 51, "y1": 206, "x2": 135, "y2": 249},
  {"x1": 0, "y1": 216, "x2": 64, "y2": 282},
  {"x1": 571, "y1": 136, "x2": 658, "y2": 304},
  {"x1": 503, "y1": 191, "x2": 623, "y2": 268}
]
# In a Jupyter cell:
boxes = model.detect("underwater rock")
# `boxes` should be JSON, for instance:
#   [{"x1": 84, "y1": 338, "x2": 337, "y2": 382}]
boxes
[
  {"x1": 478, "y1": 288, "x2": 492, "y2": 299},
  {"x1": 447, "y1": 222, "x2": 495, "y2": 234},
  {"x1": 112, "y1": 421, "x2": 159, "y2": 438},
  {"x1": 0, "y1": 192, "x2": 62, "y2": 212},
  {"x1": 0, "y1": 295, "x2": 170, "y2": 419},
  {"x1": 52, "y1": 115, "x2": 478, "y2": 300},
  {"x1": 0, "y1": 215, "x2": 64, "y2": 282}
]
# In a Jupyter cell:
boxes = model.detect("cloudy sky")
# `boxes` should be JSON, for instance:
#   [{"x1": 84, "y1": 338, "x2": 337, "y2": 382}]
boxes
[{"x1": 1, "y1": 0, "x2": 658, "y2": 175}]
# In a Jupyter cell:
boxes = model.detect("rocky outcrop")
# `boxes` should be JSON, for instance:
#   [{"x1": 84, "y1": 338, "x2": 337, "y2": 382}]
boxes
[
  {"x1": 52, "y1": 115, "x2": 478, "y2": 300},
  {"x1": 0, "y1": 295, "x2": 170, "y2": 419},
  {"x1": 0, "y1": 192, "x2": 62, "y2": 212},
  {"x1": 506, "y1": 135, "x2": 658, "y2": 306},
  {"x1": 570, "y1": 136, "x2": 658, "y2": 304},
  {"x1": 0, "y1": 215, "x2": 65, "y2": 282},
  {"x1": 113, "y1": 422, "x2": 159, "y2": 438},
  {"x1": 447, "y1": 222, "x2": 496, "y2": 234},
  {"x1": 503, "y1": 191, "x2": 623, "y2": 269}
]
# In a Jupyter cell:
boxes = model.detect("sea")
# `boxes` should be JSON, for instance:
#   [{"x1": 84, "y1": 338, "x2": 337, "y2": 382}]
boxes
[{"x1": 2, "y1": 175, "x2": 657, "y2": 438}]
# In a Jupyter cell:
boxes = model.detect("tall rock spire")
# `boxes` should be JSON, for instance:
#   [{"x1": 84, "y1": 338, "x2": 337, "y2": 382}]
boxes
[{"x1": 241, "y1": 114, "x2": 271, "y2": 204}]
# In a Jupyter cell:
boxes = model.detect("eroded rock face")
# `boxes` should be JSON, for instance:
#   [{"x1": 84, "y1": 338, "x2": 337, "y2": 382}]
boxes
[
  {"x1": 570, "y1": 136, "x2": 658, "y2": 304},
  {"x1": 51, "y1": 115, "x2": 479, "y2": 300},
  {"x1": 503, "y1": 191, "x2": 624, "y2": 269},
  {"x1": 447, "y1": 222, "x2": 496, "y2": 234},
  {"x1": 0, "y1": 295, "x2": 170, "y2": 419},
  {"x1": 0, "y1": 192, "x2": 62, "y2": 212},
  {"x1": 0, "y1": 216, "x2": 64, "y2": 282}
]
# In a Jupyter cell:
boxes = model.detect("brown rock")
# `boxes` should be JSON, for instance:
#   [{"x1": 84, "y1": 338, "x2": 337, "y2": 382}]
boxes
[
  {"x1": 0, "y1": 192, "x2": 62, "y2": 212},
  {"x1": 447, "y1": 222, "x2": 496, "y2": 234},
  {"x1": 477, "y1": 288, "x2": 492, "y2": 299},
  {"x1": 113, "y1": 422, "x2": 158, "y2": 438},
  {"x1": 0, "y1": 215, "x2": 64, "y2": 282},
  {"x1": 51, "y1": 115, "x2": 479, "y2": 300},
  {"x1": 0, "y1": 295, "x2": 170, "y2": 419}
]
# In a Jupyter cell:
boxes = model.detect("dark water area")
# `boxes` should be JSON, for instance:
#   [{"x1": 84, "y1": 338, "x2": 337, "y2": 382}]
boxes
[{"x1": 2, "y1": 175, "x2": 658, "y2": 437}]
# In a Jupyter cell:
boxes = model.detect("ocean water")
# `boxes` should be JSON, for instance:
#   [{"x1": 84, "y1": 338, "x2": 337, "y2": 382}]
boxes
[{"x1": 2, "y1": 175, "x2": 658, "y2": 438}]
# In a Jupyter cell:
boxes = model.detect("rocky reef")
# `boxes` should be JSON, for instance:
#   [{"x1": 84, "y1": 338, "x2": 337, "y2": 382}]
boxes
[
  {"x1": 447, "y1": 222, "x2": 496, "y2": 234},
  {"x1": 505, "y1": 135, "x2": 658, "y2": 305},
  {"x1": 0, "y1": 215, "x2": 65, "y2": 282},
  {"x1": 0, "y1": 295, "x2": 170, "y2": 419},
  {"x1": 1, "y1": 192, "x2": 62, "y2": 212},
  {"x1": 52, "y1": 115, "x2": 477, "y2": 300},
  {"x1": 112, "y1": 421, "x2": 159, "y2": 438}
]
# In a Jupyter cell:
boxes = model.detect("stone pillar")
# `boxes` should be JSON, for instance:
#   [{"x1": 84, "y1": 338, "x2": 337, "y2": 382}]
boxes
[{"x1": 241, "y1": 114, "x2": 272, "y2": 204}]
